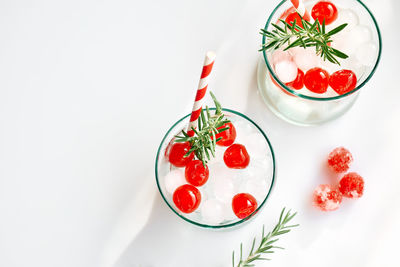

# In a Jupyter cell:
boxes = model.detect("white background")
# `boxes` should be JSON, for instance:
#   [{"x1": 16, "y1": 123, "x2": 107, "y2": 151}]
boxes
[{"x1": 0, "y1": 0, "x2": 399, "y2": 267}]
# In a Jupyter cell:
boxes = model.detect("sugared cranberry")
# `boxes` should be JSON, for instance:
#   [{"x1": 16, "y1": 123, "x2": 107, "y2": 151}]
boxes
[
  {"x1": 215, "y1": 122, "x2": 237, "y2": 147},
  {"x1": 339, "y1": 172, "x2": 364, "y2": 198},
  {"x1": 173, "y1": 184, "x2": 201, "y2": 213},
  {"x1": 223, "y1": 144, "x2": 250, "y2": 169},
  {"x1": 185, "y1": 160, "x2": 209, "y2": 187},
  {"x1": 313, "y1": 184, "x2": 342, "y2": 211},
  {"x1": 286, "y1": 68, "x2": 305, "y2": 90},
  {"x1": 232, "y1": 193, "x2": 258, "y2": 219},
  {"x1": 168, "y1": 142, "x2": 194, "y2": 167},
  {"x1": 311, "y1": 1, "x2": 338, "y2": 25},
  {"x1": 304, "y1": 67, "x2": 330, "y2": 94},
  {"x1": 329, "y1": 70, "x2": 357, "y2": 95},
  {"x1": 285, "y1": 12, "x2": 305, "y2": 29},
  {"x1": 328, "y1": 147, "x2": 353, "y2": 173}
]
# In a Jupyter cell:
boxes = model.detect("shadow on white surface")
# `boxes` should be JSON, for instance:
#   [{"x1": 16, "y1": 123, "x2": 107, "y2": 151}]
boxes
[
  {"x1": 101, "y1": 171, "x2": 158, "y2": 267},
  {"x1": 112, "y1": 193, "x2": 205, "y2": 267}
]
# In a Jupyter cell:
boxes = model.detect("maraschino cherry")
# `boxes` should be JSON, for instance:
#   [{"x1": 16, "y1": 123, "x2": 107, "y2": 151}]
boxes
[
  {"x1": 168, "y1": 142, "x2": 194, "y2": 167},
  {"x1": 232, "y1": 193, "x2": 258, "y2": 219},
  {"x1": 173, "y1": 184, "x2": 201, "y2": 213},
  {"x1": 223, "y1": 144, "x2": 250, "y2": 169},
  {"x1": 185, "y1": 160, "x2": 209, "y2": 186},
  {"x1": 215, "y1": 122, "x2": 237, "y2": 147},
  {"x1": 311, "y1": 1, "x2": 338, "y2": 25},
  {"x1": 304, "y1": 67, "x2": 330, "y2": 94},
  {"x1": 329, "y1": 70, "x2": 357, "y2": 95}
]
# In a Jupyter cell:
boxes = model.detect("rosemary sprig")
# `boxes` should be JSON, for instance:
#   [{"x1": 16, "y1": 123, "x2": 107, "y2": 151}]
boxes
[
  {"x1": 232, "y1": 208, "x2": 299, "y2": 267},
  {"x1": 174, "y1": 92, "x2": 230, "y2": 166},
  {"x1": 260, "y1": 16, "x2": 348, "y2": 65}
]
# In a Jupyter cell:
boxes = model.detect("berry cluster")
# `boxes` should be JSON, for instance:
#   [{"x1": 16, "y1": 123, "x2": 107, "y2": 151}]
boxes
[
  {"x1": 313, "y1": 147, "x2": 364, "y2": 211},
  {"x1": 167, "y1": 122, "x2": 258, "y2": 220}
]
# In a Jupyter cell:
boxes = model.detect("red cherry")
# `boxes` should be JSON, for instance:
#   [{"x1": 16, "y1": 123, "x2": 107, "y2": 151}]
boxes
[
  {"x1": 223, "y1": 144, "x2": 250, "y2": 169},
  {"x1": 185, "y1": 160, "x2": 209, "y2": 186},
  {"x1": 285, "y1": 12, "x2": 305, "y2": 29},
  {"x1": 286, "y1": 68, "x2": 304, "y2": 90},
  {"x1": 232, "y1": 193, "x2": 258, "y2": 219},
  {"x1": 215, "y1": 122, "x2": 237, "y2": 147},
  {"x1": 173, "y1": 184, "x2": 201, "y2": 213},
  {"x1": 304, "y1": 67, "x2": 330, "y2": 94},
  {"x1": 168, "y1": 142, "x2": 194, "y2": 168},
  {"x1": 329, "y1": 70, "x2": 357, "y2": 95},
  {"x1": 311, "y1": 1, "x2": 338, "y2": 25}
]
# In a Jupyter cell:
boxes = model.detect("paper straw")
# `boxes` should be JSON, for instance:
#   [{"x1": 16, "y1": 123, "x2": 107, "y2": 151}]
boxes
[{"x1": 187, "y1": 51, "x2": 216, "y2": 136}]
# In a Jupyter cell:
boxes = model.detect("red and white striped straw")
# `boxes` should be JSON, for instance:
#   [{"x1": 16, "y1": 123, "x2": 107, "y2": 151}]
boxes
[
  {"x1": 290, "y1": 0, "x2": 311, "y2": 21},
  {"x1": 187, "y1": 51, "x2": 216, "y2": 136}
]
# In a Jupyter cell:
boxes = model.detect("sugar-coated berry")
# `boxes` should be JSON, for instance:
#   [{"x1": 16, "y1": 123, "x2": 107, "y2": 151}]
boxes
[
  {"x1": 173, "y1": 184, "x2": 201, "y2": 213},
  {"x1": 168, "y1": 142, "x2": 194, "y2": 167},
  {"x1": 304, "y1": 67, "x2": 330, "y2": 94},
  {"x1": 185, "y1": 160, "x2": 209, "y2": 187},
  {"x1": 215, "y1": 122, "x2": 237, "y2": 147},
  {"x1": 286, "y1": 68, "x2": 304, "y2": 90},
  {"x1": 313, "y1": 184, "x2": 342, "y2": 211},
  {"x1": 285, "y1": 12, "x2": 305, "y2": 29},
  {"x1": 329, "y1": 70, "x2": 357, "y2": 95},
  {"x1": 232, "y1": 193, "x2": 258, "y2": 219},
  {"x1": 339, "y1": 172, "x2": 364, "y2": 198},
  {"x1": 328, "y1": 147, "x2": 353, "y2": 173},
  {"x1": 223, "y1": 144, "x2": 250, "y2": 169},
  {"x1": 311, "y1": 1, "x2": 338, "y2": 25}
]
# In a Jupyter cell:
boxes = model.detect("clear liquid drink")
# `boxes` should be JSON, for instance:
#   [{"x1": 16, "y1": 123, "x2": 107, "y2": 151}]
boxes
[
  {"x1": 155, "y1": 109, "x2": 275, "y2": 229},
  {"x1": 257, "y1": 0, "x2": 381, "y2": 125}
]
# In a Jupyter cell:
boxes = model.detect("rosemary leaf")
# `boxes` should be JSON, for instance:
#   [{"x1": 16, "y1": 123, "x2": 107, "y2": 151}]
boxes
[
  {"x1": 260, "y1": 14, "x2": 348, "y2": 65},
  {"x1": 232, "y1": 208, "x2": 298, "y2": 267},
  {"x1": 174, "y1": 92, "x2": 230, "y2": 166}
]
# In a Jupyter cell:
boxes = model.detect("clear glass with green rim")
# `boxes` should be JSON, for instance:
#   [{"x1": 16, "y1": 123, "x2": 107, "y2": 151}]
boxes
[
  {"x1": 155, "y1": 108, "x2": 276, "y2": 229},
  {"x1": 257, "y1": 0, "x2": 382, "y2": 126}
]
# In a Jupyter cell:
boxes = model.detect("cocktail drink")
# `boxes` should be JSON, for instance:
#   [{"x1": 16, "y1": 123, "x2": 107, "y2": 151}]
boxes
[
  {"x1": 155, "y1": 106, "x2": 275, "y2": 228},
  {"x1": 257, "y1": 0, "x2": 381, "y2": 125}
]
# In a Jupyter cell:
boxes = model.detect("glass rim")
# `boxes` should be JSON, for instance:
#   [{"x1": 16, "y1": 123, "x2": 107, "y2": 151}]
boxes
[
  {"x1": 262, "y1": 0, "x2": 382, "y2": 101},
  {"x1": 155, "y1": 108, "x2": 276, "y2": 229}
]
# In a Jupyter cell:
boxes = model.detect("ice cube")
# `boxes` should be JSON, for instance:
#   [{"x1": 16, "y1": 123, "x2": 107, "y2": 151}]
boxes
[
  {"x1": 331, "y1": 32, "x2": 356, "y2": 55},
  {"x1": 342, "y1": 55, "x2": 366, "y2": 81},
  {"x1": 331, "y1": 9, "x2": 359, "y2": 32},
  {"x1": 223, "y1": 203, "x2": 237, "y2": 221},
  {"x1": 274, "y1": 60, "x2": 298, "y2": 83},
  {"x1": 232, "y1": 119, "x2": 252, "y2": 137},
  {"x1": 290, "y1": 47, "x2": 320, "y2": 71},
  {"x1": 355, "y1": 42, "x2": 378, "y2": 66},
  {"x1": 351, "y1": 25, "x2": 372, "y2": 45},
  {"x1": 207, "y1": 145, "x2": 226, "y2": 166},
  {"x1": 200, "y1": 199, "x2": 225, "y2": 225},
  {"x1": 243, "y1": 178, "x2": 268, "y2": 202},
  {"x1": 271, "y1": 49, "x2": 292, "y2": 66},
  {"x1": 212, "y1": 172, "x2": 236, "y2": 204},
  {"x1": 164, "y1": 169, "x2": 186, "y2": 195},
  {"x1": 318, "y1": 56, "x2": 341, "y2": 74},
  {"x1": 238, "y1": 133, "x2": 269, "y2": 161}
]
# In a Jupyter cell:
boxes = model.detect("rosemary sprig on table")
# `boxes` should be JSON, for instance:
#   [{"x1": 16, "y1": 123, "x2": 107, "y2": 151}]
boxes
[
  {"x1": 174, "y1": 92, "x2": 230, "y2": 166},
  {"x1": 232, "y1": 208, "x2": 299, "y2": 267},
  {"x1": 260, "y1": 16, "x2": 348, "y2": 65}
]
